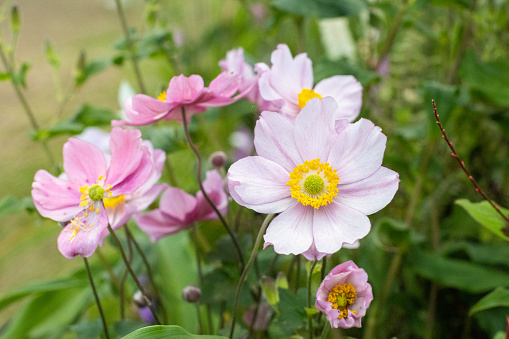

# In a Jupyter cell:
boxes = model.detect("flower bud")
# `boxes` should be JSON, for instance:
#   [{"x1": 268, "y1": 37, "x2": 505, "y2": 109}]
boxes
[
  {"x1": 260, "y1": 275, "x2": 279, "y2": 305},
  {"x1": 209, "y1": 151, "x2": 227, "y2": 169},
  {"x1": 133, "y1": 290, "x2": 148, "y2": 308},
  {"x1": 182, "y1": 285, "x2": 201, "y2": 303}
]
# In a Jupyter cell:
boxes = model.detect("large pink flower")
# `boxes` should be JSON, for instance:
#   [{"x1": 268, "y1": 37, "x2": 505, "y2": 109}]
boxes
[
  {"x1": 135, "y1": 170, "x2": 228, "y2": 242},
  {"x1": 227, "y1": 97, "x2": 399, "y2": 260},
  {"x1": 112, "y1": 72, "x2": 244, "y2": 126},
  {"x1": 256, "y1": 44, "x2": 363, "y2": 120},
  {"x1": 31, "y1": 127, "x2": 153, "y2": 259},
  {"x1": 316, "y1": 261, "x2": 373, "y2": 328}
]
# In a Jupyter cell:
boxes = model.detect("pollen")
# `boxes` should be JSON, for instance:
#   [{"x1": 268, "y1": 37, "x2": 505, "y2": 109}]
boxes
[
  {"x1": 327, "y1": 283, "x2": 357, "y2": 319},
  {"x1": 298, "y1": 88, "x2": 322, "y2": 109},
  {"x1": 103, "y1": 194, "x2": 125, "y2": 209},
  {"x1": 287, "y1": 159, "x2": 339, "y2": 209},
  {"x1": 158, "y1": 91, "x2": 167, "y2": 102}
]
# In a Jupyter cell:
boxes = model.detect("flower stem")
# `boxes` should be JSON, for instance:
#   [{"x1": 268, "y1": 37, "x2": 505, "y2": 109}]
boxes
[
  {"x1": 229, "y1": 213, "x2": 275, "y2": 339},
  {"x1": 119, "y1": 227, "x2": 134, "y2": 319},
  {"x1": 181, "y1": 107, "x2": 245, "y2": 273},
  {"x1": 307, "y1": 260, "x2": 318, "y2": 339},
  {"x1": 113, "y1": 0, "x2": 146, "y2": 94},
  {"x1": 83, "y1": 257, "x2": 110, "y2": 339},
  {"x1": 192, "y1": 224, "x2": 213, "y2": 334},
  {"x1": 107, "y1": 224, "x2": 162, "y2": 325},
  {"x1": 319, "y1": 322, "x2": 330, "y2": 339}
]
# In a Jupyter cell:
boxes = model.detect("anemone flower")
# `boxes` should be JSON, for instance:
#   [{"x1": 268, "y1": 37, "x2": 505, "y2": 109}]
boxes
[
  {"x1": 32, "y1": 127, "x2": 152, "y2": 259},
  {"x1": 227, "y1": 97, "x2": 399, "y2": 260},
  {"x1": 256, "y1": 44, "x2": 363, "y2": 121},
  {"x1": 135, "y1": 170, "x2": 228, "y2": 242},
  {"x1": 316, "y1": 261, "x2": 373, "y2": 328}
]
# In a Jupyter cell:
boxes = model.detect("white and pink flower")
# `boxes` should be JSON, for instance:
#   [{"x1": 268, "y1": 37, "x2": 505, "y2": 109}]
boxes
[{"x1": 227, "y1": 97, "x2": 399, "y2": 260}]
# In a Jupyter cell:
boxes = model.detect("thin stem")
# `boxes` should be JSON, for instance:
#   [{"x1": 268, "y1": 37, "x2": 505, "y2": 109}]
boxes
[
  {"x1": 181, "y1": 107, "x2": 245, "y2": 272},
  {"x1": 113, "y1": 0, "x2": 146, "y2": 94},
  {"x1": 320, "y1": 323, "x2": 330, "y2": 339},
  {"x1": 107, "y1": 224, "x2": 162, "y2": 325},
  {"x1": 229, "y1": 214, "x2": 275, "y2": 339},
  {"x1": 375, "y1": 0, "x2": 407, "y2": 70},
  {"x1": 119, "y1": 227, "x2": 134, "y2": 319},
  {"x1": 192, "y1": 224, "x2": 212, "y2": 333},
  {"x1": 83, "y1": 257, "x2": 110, "y2": 339},
  {"x1": 307, "y1": 260, "x2": 318, "y2": 339},
  {"x1": 195, "y1": 303, "x2": 204, "y2": 334},
  {"x1": 164, "y1": 156, "x2": 178, "y2": 186},
  {"x1": 433, "y1": 100, "x2": 509, "y2": 227}
]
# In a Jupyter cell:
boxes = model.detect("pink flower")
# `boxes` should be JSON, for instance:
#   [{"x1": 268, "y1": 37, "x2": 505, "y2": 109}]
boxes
[
  {"x1": 112, "y1": 72, "x2": 244, "y2": 126},
  {"x1": 135, "y1": 170, "x2": 228, "y2": 242},
  {"x1": 31, "y1": 127, "x2": 153, "y2": 259},
  {"x1": 316, "y1": 261, "x2": 373, "y2": 328},
  {"x1": 256, "y1": 44, "x2": 363, "y2": 120},
  {"x1": 227, "y1": 97, "x2": 399, "y2": 260}
]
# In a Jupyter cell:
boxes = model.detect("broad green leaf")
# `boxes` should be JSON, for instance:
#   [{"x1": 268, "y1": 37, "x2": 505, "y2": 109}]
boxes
[
  {"x1": 441, "y1": 241, "x2": 509, "y2": 267},
  {"x1": 0, "y1": 196, "x2": 34, "y2": 217},
  {"x1": 272, "y1": 288, "x2": 307, "y2": 335},
  {"x1": 456, "y1": 199, "x2": 509, "y2": 241},
  {"x1": 122, "y1": 325, "x2": 228, "y2": 338},
  {"x1": 273, "y1": 0, "x2": 366, "y2": 18},
  {"x1": 469, "y1": 287, "x2": 509, "y2": 316},
  {"x1": 114, "y1": 319, "x2": 147, "y2": 337},
  {"x1": 409, "y1": 250, "x2": 509, "y2": 293}
]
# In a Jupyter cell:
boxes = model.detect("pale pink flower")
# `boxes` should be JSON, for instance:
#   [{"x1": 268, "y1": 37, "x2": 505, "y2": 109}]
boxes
[
  {"x1": 227, "y1": 97, "x2": 399, "y2": 260},
  {"x1": 135, "y1": 170, "x2": 228, "y2": 242},
  {"x1": 31, "y1": 127, "x2": 153, "y2": 259},
  {"x1": 256, "y1": 44, "x2": 363, "y2": 120},
  {"x1": 316, "y1": 261, "x2": 373, "y2": 328},
  {"x1": 112, "y1": 72, "x2": 244, "y2": 126}
]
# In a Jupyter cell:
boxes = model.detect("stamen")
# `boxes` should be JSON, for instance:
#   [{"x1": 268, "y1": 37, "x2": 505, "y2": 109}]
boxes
[
  {"x1": 158, "y1": 91, "x2": 167, "y2": 102},
  {"x1": 298, "y1": 88, "x2": 322, "y2": 108},
  {"x1": 327, "y1": 283, "x2": 357, "y2": 319},
  {"x1": 103, "y1": 194, "x2": 125, "y2": 209}
]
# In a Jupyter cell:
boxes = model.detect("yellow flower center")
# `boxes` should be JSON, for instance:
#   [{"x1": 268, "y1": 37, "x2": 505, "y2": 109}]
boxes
[
  {"x1": 327, "y1": 283, "x2": 357, "y2": 319},
  {"x1": 298, "y1": 88, "x2": 322, "y2": 108},
  {"x1": 158, "y1": 91, "x2": 167, "y2": 101},
  {"x1": 103, "y1": 194, "x2": 125, "y2": 209},
  {"x1": 286, "y1": 159, "x2": 339, "y2": 209}
]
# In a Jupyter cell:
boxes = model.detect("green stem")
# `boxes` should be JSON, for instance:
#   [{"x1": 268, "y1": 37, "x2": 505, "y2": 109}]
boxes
[
  {"x1": 113, "y1": 0, "x2": 146, "y2": 94},
  {"x1": 181, "y1": 107, "x2": 245, "y2": 273},
  {"x1": 229, "y1": 214, "x2": 275, "y2": 339},
  {"x1": 375, "y1": 0, "x2": 407, "y2": 70},
  {"x1": 119, "y1": 227, "x2": 134, "y2": 319},
  {"x1": 83, "y1": 257, "x2": 110, "y2": 339},
  {"x1": 192, "y1": 224, "x2": 212, "y2": 333},
  {"x1": 107, "y1": 224, "x2": 162, "y2": 325},
  {"x1": 320, "y1": 323, "x2": 330, "y2": 339},
  {"x1": 307, "y1": 260, "x2": 318, "y2": 339}
]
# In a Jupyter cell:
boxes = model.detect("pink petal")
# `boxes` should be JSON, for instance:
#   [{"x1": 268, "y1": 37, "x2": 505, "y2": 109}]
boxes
[
  {"x1": 208, "y1": 72, "x2": 241, "y2": 97},
  {"x1": 166, "y1": 74, "x2": 204, "y2": 103},
  {"x1": 327, "y1": 118, "x2": 387, "y2": 184},
  {"x1": 63, "y1": 137, "x2": 107, "y2": 185},
  {"x1": 337, "y1": 167, "x2": 399, "y2": 215},
  {"x1": 159, "y1": 187, "x2": 197, "y2": 222},
  {"x1": 113, "y1": 95, "x2": 174, "y2": 126},
  {"x1": 263, "y1": 203, "x2": 314, "y2": 255},
  {"x1": 32, "y1": 170, "x2": 82, "y2": 222},
  {"x1": 312, "y1": 201, "x2": 371, "y2": 254},
  {"x1": 294, "y1": 97, "x2": 338, "y2": 162},
  {"x1": 302, "y1": 241, "x2": 329, "y2": 261},
  {"x1": 135, "y1": 210, "x2": 189, "y2": 242},
  {"x1": 254, "y1": 111, "x2": 302, "y2": 172},
  {"x1": 227, "y1": 156, "x2": 294, "y2": 214},
  {"x1": 314, "y1": 75, "x2": 363, "y2": 122},
  {"x1": 195, "y1": 170, "x2": 228, "y2": 221}
]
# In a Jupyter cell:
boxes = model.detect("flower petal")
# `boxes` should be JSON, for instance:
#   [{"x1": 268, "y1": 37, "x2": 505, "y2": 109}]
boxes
[
  {"x1": 327, "y1": 118, "x2": 387, "y2": 184},
  {"x1": 263, "y1": 203, "x2": 314, "y2": 255},
  {"x1": 135, "y1": 209, "x2": 189, "y2": 242},
  {"x1": 227, "y1": 156, "x2": 294, "y2": 214},
  {"x1": 312, "y1": 201, "x2": 371, "y2": 254},
  {"x1": 314, "y1": 75, "x2": 362, "y2": 122},
  {"x1": 63, "y1": 137, "x2": 107, "y2": 185},
  {"x1": 159, "y1": 187, "x2": 197, "y2": 222},
  {"x1": 254, "y1": 111, "x2": 302, "y2": 172},
  {"x1": 112, "y1": 95, "x2": 174, "y2": 126},
  {"x1": 337, "y1": 166, "x2": 399, "y2": 215},
  {"x1": 166, "y1": 74, "x2": 204, "y2": 103},
  {"x1": 195, "y1": 170, "x2": 228, "y2": 221}
]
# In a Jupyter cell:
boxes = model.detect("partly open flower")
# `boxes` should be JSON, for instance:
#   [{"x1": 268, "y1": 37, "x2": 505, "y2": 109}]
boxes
[
  {"x1": 135, "y1": 170, "x2": 228, "y2": 242},
  {"x1": 256, "y1": 44, "x2": 363, "y2": 120},
  {"x1": 227, "y1": 97, "x2": 399, "y2": 260},
  {"x1": 112, "y1": 72, "x2": 245, "y2": 126},
  {"x1": 316, "y1": 261, "x2": 373, "y2": 328},
  {"x1": 31, "y1": 127, "x2": 152, "y2": 259}
]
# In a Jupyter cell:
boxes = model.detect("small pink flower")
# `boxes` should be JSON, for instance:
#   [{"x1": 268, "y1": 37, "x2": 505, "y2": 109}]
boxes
[
  {"x1": 112, "y1": 72, "x2": 245, "y2": 126},
  {"x1": 256, "y1": 44, "x2": 363, "y2": 120},
  {"x1": 135, "y1": 170, "x2": 228, "y2": 242},
  {"x1": 227, "y1": 97, "x2": 399, "y2": 260},
  {"x1": 316, "y1": 261, "x2": 373, "y2": 328},
  {"x1": 31, "y1": 127, "x2": 153, "y2": 259}
]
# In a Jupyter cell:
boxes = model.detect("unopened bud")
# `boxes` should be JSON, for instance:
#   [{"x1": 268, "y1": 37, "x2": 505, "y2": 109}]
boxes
[
  {"x1": 260, "y1": 275, "x2": 279, "y2": 305},
  {"x1": 133, "y1": 290, "x2": 148, "y2": 308},
  {"x1": 209, "y1": 151, "x2": 227, "y2": 169},
  {"x1": 182, "y1": 285, "x2": 201, "y2": 303},
  {"x1": 11, "y1": 6, "x2": 20, "y2": 34}
]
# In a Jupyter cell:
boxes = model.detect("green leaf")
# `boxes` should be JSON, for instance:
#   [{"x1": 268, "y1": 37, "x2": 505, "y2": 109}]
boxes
[
  {"x1": 409, "y1": 250, "x2": 509, "y2": 293},
  {"x1": 374, "y1": 218, "x2": 411, "y2": 249},
  {"x1": 69, "y1": 319, "x2": 104, "y2": 339},
  {"x1": 0, "y1": 196, "x2": 34, "y2": 217},
  {"x1": 456, "y1": 199, "x2": 509, "y2": 241},
  {"x1": 469, "y1": 287, "x2": 509, "y2": 316},
  {"x1": 121, "y1": 325, "x2": 228, "y2": 338},
  {"x1": 45, "y1": 40, "x2": 61, "y2": 68},
  {"x1": 0, "y1": 72, "x2": 10, "y2": 81},
  {"x1": 14, "y1": 62, "x2": 30, "y2": 88},
  {"x1": 74, "y1": 53, "x2": 111, "y2": 87},
  {"x1": 272, "y1": 0, "x2": 366, "y2": 18}
]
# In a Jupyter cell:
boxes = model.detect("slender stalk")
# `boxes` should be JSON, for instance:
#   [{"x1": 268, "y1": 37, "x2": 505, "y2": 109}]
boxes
[
  {"x1": 107, "y1": 224, "x2": 162, "y2": 325},
  {"x1": 229, "y1": 214, "x2": 275, "y2": 339},
  {"x1": 181, "y1": 107, "x2": 245, "y2": 272},
  {"x1": 320, "y1": 323, "x2": 330, "y2": 339},
  {"x1": 375, "y1": 0, "x2": 407, "y2": 70},
  {"x1": 192, "y1": 224, "x2": 212, "y2": 333},
  {"x1": 164, "y1": 156, "x2": 178, "y2": 186},
  {"x1": 113, "y1": 0, "x2": 146, "y2": 94},
  {"x1": 95, "y1": 248, "x2": 121, "y2": 291},
  {"x1": 83, "y1": 257, "x2": 110, "y2": 339},
  {"x1": 307, "y1": 260, "x2": 318, "y2": 339},
  {"x1": 119, "y1": 227, "x2": 134, "y2": 319}
]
